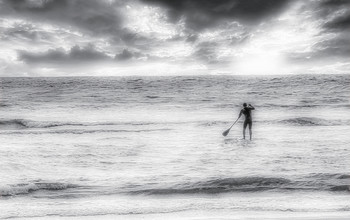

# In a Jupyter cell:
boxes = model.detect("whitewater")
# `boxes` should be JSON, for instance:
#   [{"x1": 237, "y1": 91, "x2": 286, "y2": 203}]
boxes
[{"x1": 0, "y1": 74, "x2": 349, "y2": 219}]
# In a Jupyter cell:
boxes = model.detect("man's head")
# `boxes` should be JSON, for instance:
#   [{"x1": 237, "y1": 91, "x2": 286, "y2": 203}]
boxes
[{"x1": 243, "y1": 103, "x2": 247, "y2": 107}]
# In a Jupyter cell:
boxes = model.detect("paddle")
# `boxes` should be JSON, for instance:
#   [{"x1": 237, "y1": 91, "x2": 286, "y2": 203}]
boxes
[{"x1": 222, "y1": 117, "x2": 240, "y2": 137}]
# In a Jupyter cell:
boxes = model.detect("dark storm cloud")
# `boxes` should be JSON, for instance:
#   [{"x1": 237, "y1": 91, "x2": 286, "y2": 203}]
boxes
[
  {"x1": 324, "y1": 13, "x2": 350, "y2": 30},
  {"x1": 18, "y1": 45, "x2": 111, "y2": 64},
  {"x1": 1, "y1": 0, "x2": 125, "y2": 40},
  {"x1": 319, "y1": 0, "x2": 350, "y2": 30},
  {"x1": 18, "y1": 46, "x2": 152, "y2": 64},
  {"x1": 141, "y1": 0, "x2": 291, "y2": 30},
  {"x1": 320, "y1": 0, "x2": 350, "y2": 5},
  {"x1": 1, "y1": 0, "x2": 161, "y2": 50}
]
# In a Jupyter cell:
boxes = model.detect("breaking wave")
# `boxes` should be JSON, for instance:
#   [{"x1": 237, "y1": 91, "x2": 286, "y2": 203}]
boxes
[
  {"x1": 0, "y1": 182, "x2": 77, "y2": 196},
  {"x1": 0, "y1": 119, "x2": 164, "y2": 129},
  {"x1": 2, "y1": 173, "x2": 349, "y2": 198},
  {"x1": 278, "y1": 117, "x2": 348, "y2": 126},
  {"x1": 126, "y1": 175, "x2": 350, "y2": 195},
  {"x1": 0, "y1": 119, "x2": 84, "y2": 129}
]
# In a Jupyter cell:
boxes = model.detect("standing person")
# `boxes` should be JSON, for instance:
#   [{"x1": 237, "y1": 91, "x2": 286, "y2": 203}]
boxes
[{"x1": 238, "y1": 103, "x2": 255, "y2": 140}]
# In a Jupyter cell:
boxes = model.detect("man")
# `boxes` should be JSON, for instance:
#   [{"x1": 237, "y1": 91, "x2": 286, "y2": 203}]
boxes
[{"x1": 238, "y1": 103, "x2": 255, "y2": 140}]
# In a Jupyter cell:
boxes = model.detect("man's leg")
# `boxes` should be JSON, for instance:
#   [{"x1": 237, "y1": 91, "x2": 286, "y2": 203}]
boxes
[
  {"x1": 248, "y1": 122, "x2": 252, "y2": 140},
  {"x1": 243, "y1": 121, "x2": 248, "y2": 139}
]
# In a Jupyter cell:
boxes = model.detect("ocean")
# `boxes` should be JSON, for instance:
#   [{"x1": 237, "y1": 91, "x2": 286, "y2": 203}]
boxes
[{"x1": 0, "y1": 74, "x2": 349, "y2": 219}]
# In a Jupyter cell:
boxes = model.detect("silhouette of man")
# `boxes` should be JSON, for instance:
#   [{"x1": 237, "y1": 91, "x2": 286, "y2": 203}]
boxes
[{"x1": 238, "y1": 103, "x2": 255, "y2": 140}]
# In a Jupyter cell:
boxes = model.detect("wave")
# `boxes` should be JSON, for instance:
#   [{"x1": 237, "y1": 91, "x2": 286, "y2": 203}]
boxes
[
  {"x1": 0, "y1": 119, "x2": 27, "y2": 128},
  {"x1": 308, "y1": 173, "x2": 350, "y2": 180},
  {"x1": 2, "y1": 174, "x2": 349, "y2": 198},
  {"x1": 0, "y1": 119, "x2": 168, "y2": 130},
  {"x1": 145, "y1": 95, "x2": 160, "y2": 99},
  {"x1": 0, "y1": 119, "x2": 85, "y2": 129},
  {"x1": 250, "y1": 102, "x2": 350, "y2": 109},
  {"x1": 0, "y1": 128, "x2": 172, "y2": 135},
  {"x1": 214, "y1": 117, "x2": 349, "y2": 127},
  {"x1": 278, "y1": 117, "x2": 348, "y2": 126},
  {"x1": 0, "y1": 116, "x2": 348, "y2": 131},
  {"x1": 127, "y1": 174, "x2": 350, "y2": 195},
  {"x1": 0, "y1": 182, "x2": 76, "y2": 196},
  {"x1": 330, "y1": 185, "x2": 350, "y2": 191},
  {"x1": 128, "y1": 177, "x2": 293, "y2": 195},
  {"x1": 260, "y1": 103, "x2": 322, "y2": 109}
]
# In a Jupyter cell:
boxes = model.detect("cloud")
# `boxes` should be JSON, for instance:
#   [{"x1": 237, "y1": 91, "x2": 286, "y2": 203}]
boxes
[
  {"x1": 291, "y1": 0, "x2": 350, "y2": 64},
  {"x1": 324, "y1": 13, "x2": 350, "y2": 30},
  {"x1": 1, "y1": 0, "x2": 349, "y2": 76},
  {"x1": 1, "y1": 0, "x2": 126, "y2": 41},
  {"x1": 317, "y1": 37, "x2": 350, "y2": 58},
  {"x1": 288, "y1": 37, "x2": 350, "y2": 63},
  {"x1": 0, "y1": 22, "x2": 52, "y2": 42},
  {"x1": 18, "y1": 45, "x2": 155, "y2": 66},
  {"x1": 115, "y1": 49, "x2": 134, "y2": 61},
  {"x1": 141, "y1": 0, "x2": 291, "y2": 30},
  {"x1": 318, "y1": 0, "x2": 350, "y2": 30},
  {"x1": 18, "y1": 45, "x2": 111, "y2": 64},
  {"x1": 2, "y1": 0, "x2": 121, "y2": 30},
  {"x1": 115, "y1": 49, "x2": 148, "y2": 61},
  {"x1": 0, "y1": 0, "x2": 171, "y2": 53},
  {"x1": 321, "y1": 0, "x2": 349, "y2": 6},
  {"x1": 192, "y1": 41, "x2": 220, "y2": 64}
]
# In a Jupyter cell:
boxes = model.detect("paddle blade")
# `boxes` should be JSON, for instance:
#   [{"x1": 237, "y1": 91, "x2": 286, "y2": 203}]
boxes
[{"x1": 222, "y1": 128, "x2": 230, "y2": 136}]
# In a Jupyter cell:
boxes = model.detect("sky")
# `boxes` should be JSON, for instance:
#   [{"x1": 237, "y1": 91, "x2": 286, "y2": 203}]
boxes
[{"x1": 0, "y1": 0, "x2": 349, "y2": 76}]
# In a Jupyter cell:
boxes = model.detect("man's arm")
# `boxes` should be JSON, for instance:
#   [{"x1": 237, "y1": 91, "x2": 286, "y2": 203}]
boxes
[
  {"x1": 238, "y1": 109, "x2": 243, "y2": 118},
  {"x1": 248, "y1": 104, "x2": 255, "y2": 110}
]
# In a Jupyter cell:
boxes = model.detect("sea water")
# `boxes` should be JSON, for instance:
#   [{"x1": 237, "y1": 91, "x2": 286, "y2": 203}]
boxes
[{"x1": 0, "y1": 75, "x2": 349, "y2": 219}]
